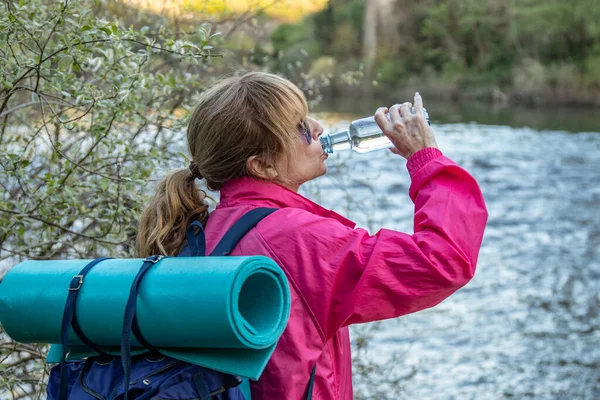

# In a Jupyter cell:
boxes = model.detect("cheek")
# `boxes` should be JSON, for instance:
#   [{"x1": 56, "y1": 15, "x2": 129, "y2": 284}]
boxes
[
  {"x1": 310, "y1": 140, "x2": 324, "y2": 155},
  {"x1": 287, "y1": 143, "x2": 324, "y2": 179}
]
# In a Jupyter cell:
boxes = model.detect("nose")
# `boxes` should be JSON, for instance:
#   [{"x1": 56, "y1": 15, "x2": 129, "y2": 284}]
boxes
[{"x1": 307, "y1": 117, "x2": 324, "y2": 140}]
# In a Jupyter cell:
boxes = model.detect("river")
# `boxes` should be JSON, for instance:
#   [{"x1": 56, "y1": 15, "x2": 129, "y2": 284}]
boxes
[{"x1": 305, "y1": 99, "x2": 600, "y2": 399}]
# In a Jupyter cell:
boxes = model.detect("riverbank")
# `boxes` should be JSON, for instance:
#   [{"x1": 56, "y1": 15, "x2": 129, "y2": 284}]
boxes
[
  {"x1": 327, "y1": 80, "x2": 600, "y2": 110},
  {"x1": 313, "y1": 91, "x2": 600, "y2": 134}
]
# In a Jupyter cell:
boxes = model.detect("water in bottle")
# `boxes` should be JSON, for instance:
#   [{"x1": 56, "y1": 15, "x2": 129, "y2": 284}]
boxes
[{"x1": 320, "y1": 108, "x2": 430, "y2": 154}]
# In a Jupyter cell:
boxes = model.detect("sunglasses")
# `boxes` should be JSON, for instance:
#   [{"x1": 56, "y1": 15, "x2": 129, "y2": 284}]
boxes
[{"x1": 298, "y1": 120, "x2": 312, "y2": 144}]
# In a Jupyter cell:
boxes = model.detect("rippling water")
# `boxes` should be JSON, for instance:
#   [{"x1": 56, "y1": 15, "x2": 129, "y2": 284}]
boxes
[{"x1": 303, "y1": 121, "x2": 600, "y2": 399}]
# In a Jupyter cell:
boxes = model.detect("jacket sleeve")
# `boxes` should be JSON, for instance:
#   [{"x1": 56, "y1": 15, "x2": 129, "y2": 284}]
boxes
[{"x1": 259, "y1": 148, "x2": 488, "y2": 340}]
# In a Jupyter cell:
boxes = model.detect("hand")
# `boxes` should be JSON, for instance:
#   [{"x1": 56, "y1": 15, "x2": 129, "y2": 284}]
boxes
[{"x1": 374, "y1": 92, "x2": 438, "y2": 159}]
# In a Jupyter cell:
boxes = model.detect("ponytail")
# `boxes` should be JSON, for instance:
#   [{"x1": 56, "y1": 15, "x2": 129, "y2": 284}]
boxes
[{"x1": 135, "y1": 168, "x2": 210, "y2": 257}]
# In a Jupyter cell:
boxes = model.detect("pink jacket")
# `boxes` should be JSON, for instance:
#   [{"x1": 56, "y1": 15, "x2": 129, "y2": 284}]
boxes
[{"x1": 203, "y1": 148, "x2": 488, "y2": 399}]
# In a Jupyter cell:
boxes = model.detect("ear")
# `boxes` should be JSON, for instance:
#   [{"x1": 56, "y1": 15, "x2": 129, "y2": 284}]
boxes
[{"x1": 246, "y1": 155, "x2": 279, "y2": 180}]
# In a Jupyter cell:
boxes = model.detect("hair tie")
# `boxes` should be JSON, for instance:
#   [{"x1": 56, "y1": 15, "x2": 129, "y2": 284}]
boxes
[{"x1": 188, "y1": 162, "x2": 203, "y2": 180}]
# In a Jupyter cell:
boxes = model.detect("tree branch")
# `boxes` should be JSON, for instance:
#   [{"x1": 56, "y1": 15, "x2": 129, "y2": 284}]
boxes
[{"x1": 0, "y1": 208, "x2": 124, "y2": 246}]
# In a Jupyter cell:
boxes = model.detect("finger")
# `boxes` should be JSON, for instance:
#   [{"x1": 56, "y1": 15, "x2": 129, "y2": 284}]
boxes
[
  {"x1": 388, "y1": 104, "x2": 402, "y2": 125},
  {"x1": 399, "y1": 102, "x2": 412, "y2": 118},
  {"x1": 389, "y1": 147, "x2": 399, "y2": 154},
  {"x1": 413, "y1": 92, "x2": 425, "y2": 117},
  {"x1": 374, "y1": 107, "x2": 391, "y2": 130}
]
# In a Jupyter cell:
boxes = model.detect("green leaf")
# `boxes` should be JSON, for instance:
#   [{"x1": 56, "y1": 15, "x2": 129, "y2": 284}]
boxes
[
  {"x1": 178, "y1": 152, "x2": 190, "y2": 163},
  {"x1": 58, "y1": 56, "x2": 73, "y2": 72}
]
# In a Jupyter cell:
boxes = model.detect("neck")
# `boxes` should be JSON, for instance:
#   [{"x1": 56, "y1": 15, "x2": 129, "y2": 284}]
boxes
[{"x1": 276, "y1": 179, "x2": 300, "y2": 193}]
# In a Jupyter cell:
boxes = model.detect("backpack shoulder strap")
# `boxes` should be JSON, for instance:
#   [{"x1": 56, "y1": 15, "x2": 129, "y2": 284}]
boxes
[
  {"x1": 306, "y1": 365, "x2": 317, "y2": 400},
  {"x1": 209, "y1": 207, "x2": 278, "y2": 256}
]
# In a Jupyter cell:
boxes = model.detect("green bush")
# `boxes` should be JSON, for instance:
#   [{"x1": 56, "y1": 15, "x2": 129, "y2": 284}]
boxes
[
  {"x1": 308, "y1": 56, "x2": 337, "y2": 77},
  {"x1": 546, "y1": 63, "x2": 582, "y2": 94},
  {"x1": 271, "y1": 23, "x2": 312, "y2": 53},
  {"x1": 584, "y1": 54, "x2": 600, "y2": 87},
  {"x1": 0, "y1": 0, "x2": 221, "y2": 395},
  {"x1": 377, "y1": 58, "x2": 410, "y2": 85},
  {"x1": 512, "y1": 58, "x2": 547, "y2": 94}
]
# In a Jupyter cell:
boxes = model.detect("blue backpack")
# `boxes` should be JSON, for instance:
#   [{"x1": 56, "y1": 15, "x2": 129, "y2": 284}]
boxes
[{"x1": 47, "y1": 208, "x2": 316, "y2": 400}]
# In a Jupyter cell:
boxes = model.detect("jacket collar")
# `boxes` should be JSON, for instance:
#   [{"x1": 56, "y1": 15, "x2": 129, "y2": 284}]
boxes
[{"x1": 218, "y1": 176, "x2": 356, "y2": 228}]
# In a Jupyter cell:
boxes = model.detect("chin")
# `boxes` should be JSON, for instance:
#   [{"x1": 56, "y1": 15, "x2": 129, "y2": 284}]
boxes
[{"x1": 318, "y1": 164, "x2": 328, "y2": 177}]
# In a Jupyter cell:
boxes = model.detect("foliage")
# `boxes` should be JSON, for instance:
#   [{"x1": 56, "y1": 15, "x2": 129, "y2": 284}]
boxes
[
  {"x1": 584, "y1": 54, "x2": 600, "y2": 87},
  {"x1": 183, "y1": 0, "x2": 328, "y2": 22},
  {"x1": 377, "y1": 57, "x2": 410, "y2": 85},
  {"x1": 311, "y1": 0, "x2": 364, "y2": 58},
  {"x1": 0, "y1": 0, "x2": 220, "y2": 262},
  {"x1": 271, "y1": 22, "x2": 312, "y2": 54},
  {"x1": 268, "y1": 0, "x2": 366, "y2": 97},
  {"x1": 400, "y1": 0, "x2": 600, "y2": 93},
  {"x1": 512, "y1": 58, "x2": 547, "y2": 94},
  {"x1": 276, "y1": 0, "x2": 600, "y2": 102},
  {"x1": 0, "y1": 0, "x2": 230, "y2": 396},
  {"x1": 307, "y1": 56, "x2": 337, "y2": 77},
  {"x1": 271, "y1": 0, "x2": 365, "y2": 64}
]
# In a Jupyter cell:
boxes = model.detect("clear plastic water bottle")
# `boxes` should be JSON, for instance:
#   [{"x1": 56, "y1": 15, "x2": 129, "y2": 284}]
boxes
[{"x1": 320, "y1": 108, "x2": 430, "y2": 154}]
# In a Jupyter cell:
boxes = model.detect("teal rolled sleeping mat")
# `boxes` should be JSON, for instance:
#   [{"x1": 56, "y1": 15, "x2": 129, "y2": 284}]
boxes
[{"x1": 0, "y1": 256, "x2": 290, "y2": 380}]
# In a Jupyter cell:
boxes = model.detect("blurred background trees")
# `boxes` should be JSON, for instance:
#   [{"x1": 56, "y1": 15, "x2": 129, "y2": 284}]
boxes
[
  {"x1": 270, "y1": 0, "x2": 600, "y2": 105},
  {"x1": 124, "y1": 0, "x2": 600, "y2": 106}
]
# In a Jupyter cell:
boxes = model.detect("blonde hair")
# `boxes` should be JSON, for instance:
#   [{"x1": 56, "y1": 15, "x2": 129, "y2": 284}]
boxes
[{"x1": 135, "y1": 72, "x2": 308, "y2": 257}]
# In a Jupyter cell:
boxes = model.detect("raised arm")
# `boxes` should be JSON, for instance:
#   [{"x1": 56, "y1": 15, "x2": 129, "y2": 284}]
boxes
[{"x1": 257, "y1": 150, "x2": 487, "y2": 340}]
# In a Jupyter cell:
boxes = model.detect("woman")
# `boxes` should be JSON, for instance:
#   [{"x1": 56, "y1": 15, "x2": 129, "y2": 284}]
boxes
[{"x1": 136, "y1": 72, "x2": 488, "y2": 399}]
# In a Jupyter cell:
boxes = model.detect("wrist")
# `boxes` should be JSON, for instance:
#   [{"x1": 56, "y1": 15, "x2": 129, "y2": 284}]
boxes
[{"x1": 407, "y1": 147, "x2": 443, "y2": 178}]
